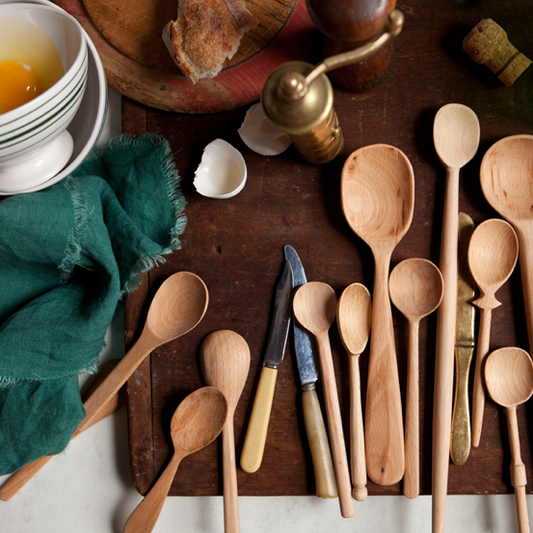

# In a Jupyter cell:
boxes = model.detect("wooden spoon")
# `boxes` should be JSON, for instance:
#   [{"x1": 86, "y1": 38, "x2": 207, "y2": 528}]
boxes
[
  {"x1": 468, "y1": 219, "x2": 519, "y2": 447},
  {"x1": 200, "y1": 330, "x2": 251, "y2": 533},
  {"x1": 0, "y1": 271, "x2": 208, "y2": 502},
  {"x1": 485, "y1": 347, "x2": 533, "y2": 533},
  {"x1": 389, "y1": 258, "x2": 444, "y2": 499},
  {"x1": 432, "y1": 103, "x2": 479, "y2": 533},
  {"x1": 341, "y1": 144, "x2": 414, "y2": 486},
  {"x1": 122, "y1": 386, "x2": 228, "y2": 533},
  {"x1": 293, "y1": 282, "x2": 354, "y2": 518},
  {"x1": 336, "y1": 283, "x2": 372, "y2": 502}
]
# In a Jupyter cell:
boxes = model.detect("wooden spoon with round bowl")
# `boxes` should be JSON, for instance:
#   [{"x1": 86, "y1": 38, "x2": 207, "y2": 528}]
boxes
[
  {"x1": 341, "y1": 143, "x2": 414, "y2": 486},
  {"x1": 485, "y1": 347, "x2": 533, "y2": 533},
  {"x1": 468, "y1": 219, "x2": 519, "y2": 447},
  {"x1": 389, "y1": 258, "x2": 444, "y2": 499},
  {"x1": 200, "y1": 330, "x2": 251, "y2": 533},
  {"x1": 336, "y1": 283, "x2": 372, "y2": 501},
  {"x1": 122, "y1": 386, "x2": 228, "y2": 533}
]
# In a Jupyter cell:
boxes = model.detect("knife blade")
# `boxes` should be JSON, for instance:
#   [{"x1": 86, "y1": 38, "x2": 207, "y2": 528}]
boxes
[
  {"x1": 240, "y1": 256, "x2": 293, "y2": 473},
  {"x1": 450, "y1": 212, "x2": 476, "y2": 465},
  {"x1": 284, "y1": 244, "x2": 338, "y2": 499}
]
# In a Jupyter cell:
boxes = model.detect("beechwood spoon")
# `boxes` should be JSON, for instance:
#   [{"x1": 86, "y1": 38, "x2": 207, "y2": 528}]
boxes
[
  {"x1": 200, "y1": 330, "x2": 251, "y2": 533},
  {"x1": 293, "y1": 282, "x2": 354, "y2": 519},
  {"x1": 485, "y1": 347, "x2": 533, "y2": 533},
  {"x1": 432, "y1": 103, "x2": 479, "y2": 533},
  {"x1": 122, "y1": 386, "x2": 228, "y2": 533},
  {"x1": 389, "y1": 258, "x2": 443, "y2": 499},
  {"x1": 468, "y1": 219, "x2": 518, "y2": 448},
  {"x1": 336, "y1": 283, "x2": 372, "y2": 501},
  {"x1": 341, "y1": 143, "x2": 414, "y2": 486},
  {"x1": 0, "y1": 271, "x2": 208, "y2": 501}
]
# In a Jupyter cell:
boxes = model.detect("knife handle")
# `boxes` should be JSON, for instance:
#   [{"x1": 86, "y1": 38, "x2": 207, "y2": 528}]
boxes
[
  {"x1": 302, "y1": 388, "x2": 338, "y2": 499},
  {"x1": 240, "y1": 366, "x2": 277, "y2": 473}
]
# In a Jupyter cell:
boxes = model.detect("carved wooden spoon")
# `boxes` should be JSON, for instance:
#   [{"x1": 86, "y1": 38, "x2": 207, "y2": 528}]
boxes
[
  {"x1": 200, "y1": 330, "x2": 250, "y2": 533},
  {"x1": 389, "y1": 258, "x2": 443, "y2": 499},
  {"x1": 341, "y1": 143, "x2": 414, "y2": 486},
  {"x1": 336, "y1": 283, "x2": 372, "y2": 501},
  {"x1": 123, "y1": 386, "x2": 228, "y2": 533},
  {"x1": 468, "y1": 219, "x2": 518, "y2": 447}
]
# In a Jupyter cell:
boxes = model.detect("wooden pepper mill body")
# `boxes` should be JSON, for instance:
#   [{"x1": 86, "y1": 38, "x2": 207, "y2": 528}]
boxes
[{"x1": 306, "y1": 0, "x2": 397, "y2": 92}]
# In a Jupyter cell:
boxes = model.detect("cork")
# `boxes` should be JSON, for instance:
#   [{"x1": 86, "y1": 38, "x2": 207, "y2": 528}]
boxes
[{"x1": 463, "y1": 18, "x2": 531, "y2": 86}]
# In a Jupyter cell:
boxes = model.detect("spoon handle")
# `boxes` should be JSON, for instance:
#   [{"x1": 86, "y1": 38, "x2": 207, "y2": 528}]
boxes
[
  {"x1": 123, "y1": 452, "x2": 183, "y2": 533},
  {"x1": 517, "y1": 227, "x2": 533, "y2": 360},
  {"x1": 471, "y1": 307, "x2": 493, "y2": 447},
  {"x1": 222, "y1": 421, "x2": 240, "y2": 533},
  {"x1": 315, "y1": 331, "x2": 354, "y2": 518}
]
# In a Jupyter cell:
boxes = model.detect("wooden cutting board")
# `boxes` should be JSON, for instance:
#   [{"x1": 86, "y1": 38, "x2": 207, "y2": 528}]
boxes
[{"x1": 55, "y1": 0, "x2": 317, "y2": 112}]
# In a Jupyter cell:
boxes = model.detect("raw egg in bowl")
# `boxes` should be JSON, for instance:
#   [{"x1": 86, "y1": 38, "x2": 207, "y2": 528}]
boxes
[{"x1": 0, "y1": 3, "x2": 88, "y2": 192}]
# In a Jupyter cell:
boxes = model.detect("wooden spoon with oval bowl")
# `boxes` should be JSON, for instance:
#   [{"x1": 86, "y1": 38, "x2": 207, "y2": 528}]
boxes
[
  {"x1": 336, "y1": 283, "x2": 372, "y2": 501},
  {"x1": 389, "y1": 259, "x2": 444, "y2": 499},
  {"x1": 485, "y1": 347, "x2": 533, "y2": 533},
  {"x1": 122, "y1": 386, "x2": 228, "y2": 533},
  {"x1": 0, "y1": 271, "x2": 209, "y2": 501},
  {"x1": 341, "y1": 144, "x2": 414, "y2": 486},
  {"x1": 293, "y1": 282, "x2": 354, "y2": 518},
  {"x1": 468, "y1": 219, "x2": 519, "y2": 447},
  {"x1": 200, "y1": 330, "x2": 250, "y2": 533}
]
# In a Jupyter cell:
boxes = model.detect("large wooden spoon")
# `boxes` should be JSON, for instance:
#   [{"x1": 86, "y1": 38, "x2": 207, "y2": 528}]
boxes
[
  {"x1": 293, "y1": 282, "x2": 354, "y2": 518},
  {"x1": 336, "y1": 283, "x2": 372, "y2": 501},
  {"x1": 485, "y1": 347, "x2": 533, "y2": 533},
  {"x1": 468, "y1": 219, "x2": 519, "y2": 447},
  {"x1": 389, "y1": 258, "x2": 443, "y2": 499},
  {"x1": 122, "y1": 386, "x2": 228, "y2": 533},
  {"x1": 0, "y1": 271, "x2": 208, "y2": 501},
  {"x1": 200, "y1": 330, "x2": 250, "y2": 533},
  {"x1": 432, "y1": 103, "x2": 479, "y2": 533},
  {"x1": 341, "y1": 144, "x2": 414, "y2": 486}
]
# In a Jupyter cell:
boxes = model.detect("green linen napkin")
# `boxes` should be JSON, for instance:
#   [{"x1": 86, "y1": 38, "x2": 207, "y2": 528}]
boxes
[{"x1": 0, "y1": 134, "x2": 187, "y2": 475}]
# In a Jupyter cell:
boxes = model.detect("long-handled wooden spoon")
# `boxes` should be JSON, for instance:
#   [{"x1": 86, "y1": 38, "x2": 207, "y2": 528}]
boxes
[
  {"x1": 122, "y1": 386, "x2": 228, "y2": 533},
  {"x1": 341, "y1": 144, "x2": 414, "y2": 486},
  {"x1": 432, "y1": 103, "x2": 479, "y2": 533},
  {"x1": 293, "y1": 282, "x2": 354, "y2": 518},
  {"x1": 389, "y1": 258, "x2": 443, "y2": 499},
  {"x1": 200, "y1": 330, "x2": 250, "y2": 533},
  {"x1": 0, "y1": 271, "x2": 208, "y2": 501},
  {"x1": 468, "y1": 219, "x2": 519, "y2": 447},
  {"x1": 336, "y1": 283, "x2": 372, "y2": 501},
  {"x1": 485, "y1": 347, "x2": 533, "y2": 533}
]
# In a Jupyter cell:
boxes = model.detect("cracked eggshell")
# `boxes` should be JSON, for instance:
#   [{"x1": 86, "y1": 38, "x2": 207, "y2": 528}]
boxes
[
  {"x1": 238, "y1": 103, "x2": 291, "y2": 156},
  {"x1": 193, "y1": 139, "x2": 247, "y2": 199}
]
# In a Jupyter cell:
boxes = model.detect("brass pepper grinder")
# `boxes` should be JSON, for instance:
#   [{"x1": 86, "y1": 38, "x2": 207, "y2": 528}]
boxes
[
  {"x1": 306, "y1": 0, "x2": 398, "y2": 92},
  {"x1": 261, "y1": 10, "x2": 403, "y2": 166}
]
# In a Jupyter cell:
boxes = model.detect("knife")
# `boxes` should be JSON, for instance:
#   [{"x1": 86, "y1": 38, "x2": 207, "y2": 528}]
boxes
[
  {"x1": 450, "y1": 212, "x2": 476, "y2": 466},
  {"x1": 284, "y1": 245, "x2": 338, "y2": 499},
  {"x1": 240, "y1": 257, "x2": 293, "y2": 473}
]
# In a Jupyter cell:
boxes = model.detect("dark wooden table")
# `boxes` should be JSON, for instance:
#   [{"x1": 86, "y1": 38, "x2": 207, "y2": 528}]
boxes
[{"x1": 122, "y1": 0, "x2": 533, "y2": 497}]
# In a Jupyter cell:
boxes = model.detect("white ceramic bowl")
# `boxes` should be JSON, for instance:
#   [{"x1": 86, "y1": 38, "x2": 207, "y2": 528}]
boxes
[{"x1": 0, "y1": 2, "x2": 88, "y2": 191}]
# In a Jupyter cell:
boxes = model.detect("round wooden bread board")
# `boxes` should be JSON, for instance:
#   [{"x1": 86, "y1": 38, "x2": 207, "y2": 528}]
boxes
[{"x1": 55, "y1": 0, "x2": 317, "y2": 113}]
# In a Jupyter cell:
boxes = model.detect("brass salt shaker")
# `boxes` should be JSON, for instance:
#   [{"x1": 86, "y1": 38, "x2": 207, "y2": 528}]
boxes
[{"x1": 261, "y1": 10, "x2": 404, "y2": 165}]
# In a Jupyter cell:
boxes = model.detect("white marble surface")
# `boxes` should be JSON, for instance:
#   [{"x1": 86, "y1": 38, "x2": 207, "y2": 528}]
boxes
[{"x1": 1, "y1": 87, "x2": 531, "y2": 533}]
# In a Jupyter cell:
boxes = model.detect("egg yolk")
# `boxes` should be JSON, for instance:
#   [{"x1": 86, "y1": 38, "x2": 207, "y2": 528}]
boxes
[{"x1": 0, "y1": 60, "x2": 41, "y2": 114}]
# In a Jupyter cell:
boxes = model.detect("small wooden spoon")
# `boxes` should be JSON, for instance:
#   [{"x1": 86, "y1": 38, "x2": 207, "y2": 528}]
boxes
[
  {"x1": 468, "y1": 219, "x2": 519, "y2": 447},
  {"x1": 341, "y1": 144, "x2": 414, "y2": 486},
  {"x1": 389, "y1": 258, "x2": 444, "y2": 499},
  {"x1": 200, "y1": 330, "x2": 251, "y2": 533},
  {"x1": 432, "y1": 103, "x2": 479, "y2": 533},
  {"x1": 0, "y1": 271, "x2": 208, "y2": 502},
  {"x1": 336, "y1": 283, "x2": 372, "y2": 501},
  {"x1": 123, "y1": 386, "x2": 228, "y2": 533},
  {"x1": 485, "y1": 347, "x2": 533, "y2": 533},
  {"x1": 293, "y1": 282, "x2": 354, "y2": 518}
]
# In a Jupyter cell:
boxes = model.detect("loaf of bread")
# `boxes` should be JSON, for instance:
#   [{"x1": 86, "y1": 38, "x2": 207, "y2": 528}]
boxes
[{"x1": 162, "y1": 0, "x2": 258, "y2": 84}]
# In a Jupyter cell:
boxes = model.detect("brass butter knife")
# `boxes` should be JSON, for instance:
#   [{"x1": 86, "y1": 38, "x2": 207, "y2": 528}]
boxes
[{"x1": 450, "y1": 212, "x2": 476, "y2": 465}]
